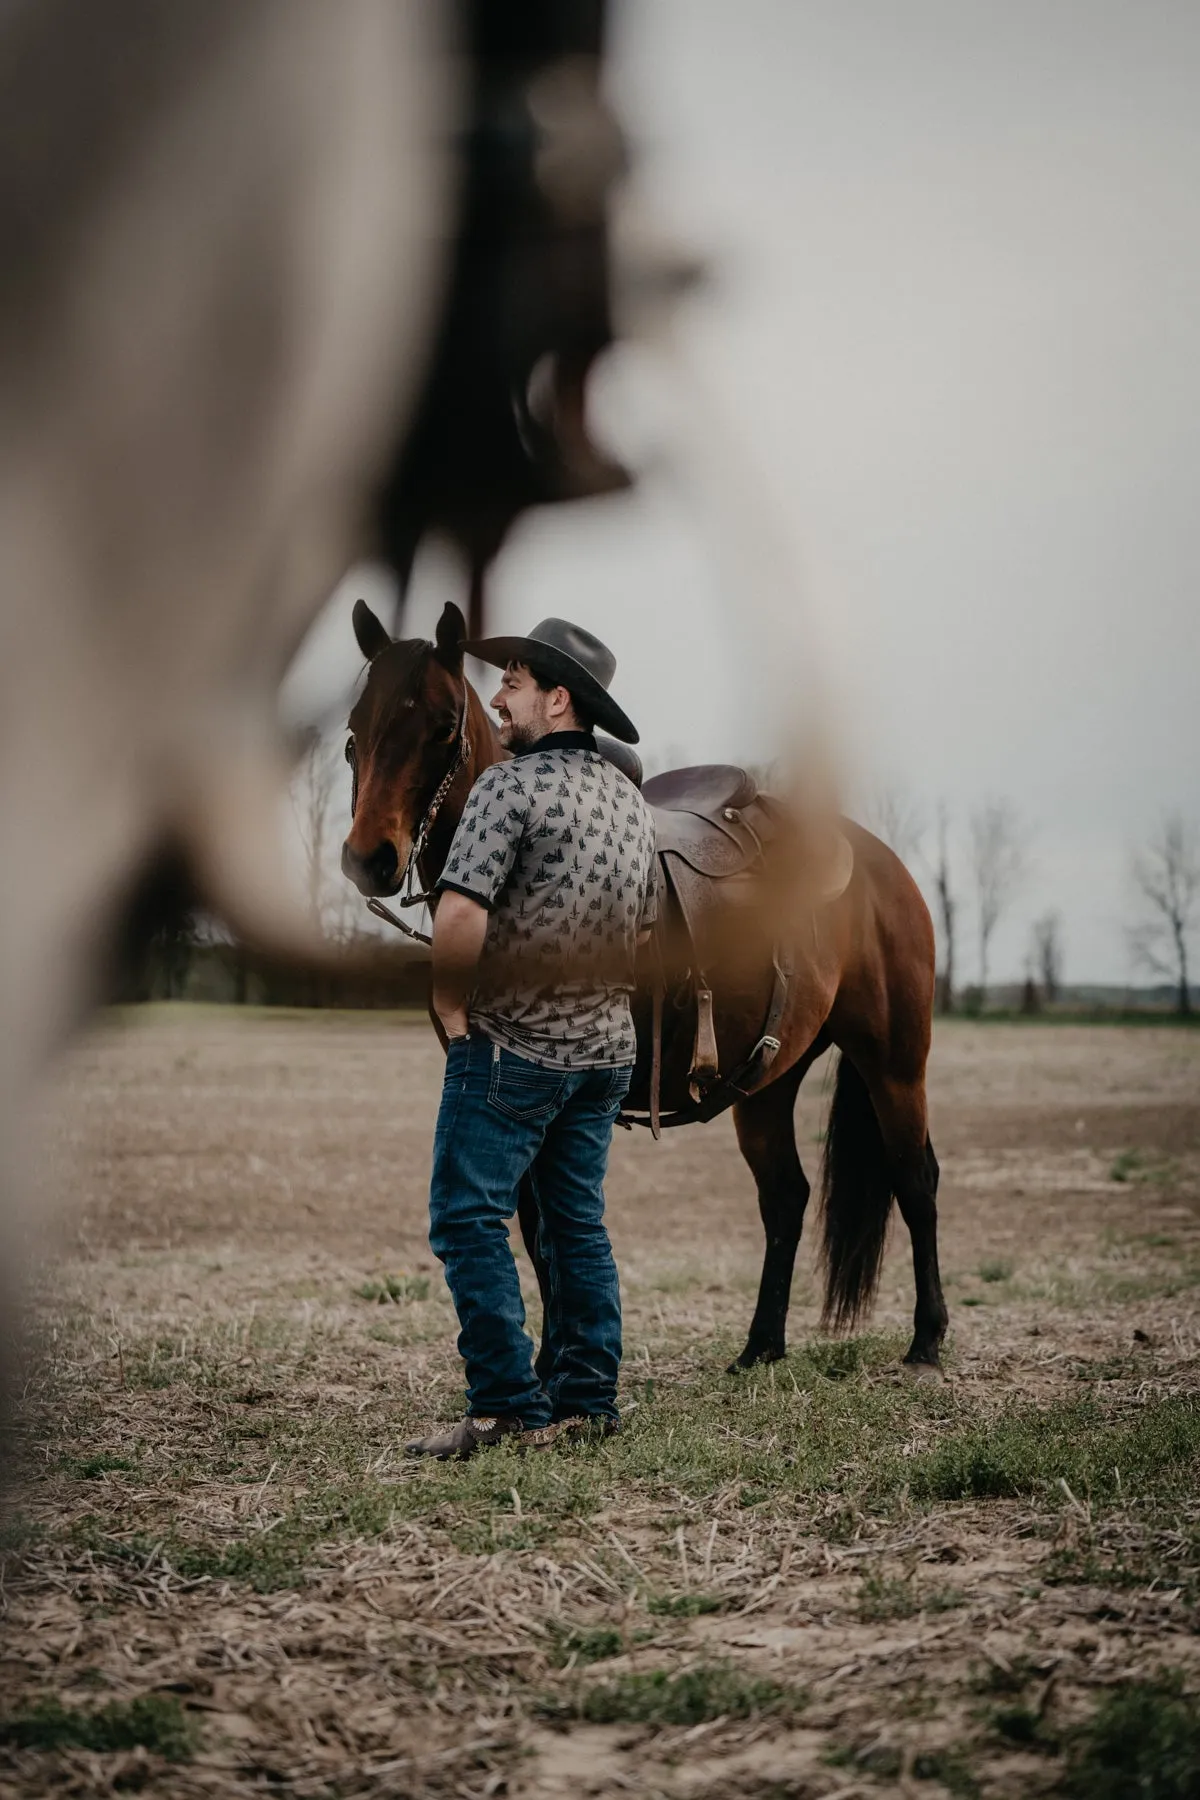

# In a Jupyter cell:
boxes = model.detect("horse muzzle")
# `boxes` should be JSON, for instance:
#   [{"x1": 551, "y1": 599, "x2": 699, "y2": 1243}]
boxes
[{"x1": 341, "y1": 837, "x2": 401, "y2": 897}]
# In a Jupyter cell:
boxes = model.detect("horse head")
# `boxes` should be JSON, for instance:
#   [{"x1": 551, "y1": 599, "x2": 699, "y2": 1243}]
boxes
[{"x1": 341, "y1": 599, "x2": 478, "y2": 897}]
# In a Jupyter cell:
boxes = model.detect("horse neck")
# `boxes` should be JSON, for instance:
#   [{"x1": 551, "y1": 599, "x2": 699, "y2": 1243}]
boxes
[{"x1": 421, "y1": 677, "x2": 509, "y2": 890}]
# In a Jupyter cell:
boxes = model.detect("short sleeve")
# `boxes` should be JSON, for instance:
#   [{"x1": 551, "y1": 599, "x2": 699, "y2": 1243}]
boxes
[{"x1": 436, "y1": 765, "x2": 529, "y2": 911}]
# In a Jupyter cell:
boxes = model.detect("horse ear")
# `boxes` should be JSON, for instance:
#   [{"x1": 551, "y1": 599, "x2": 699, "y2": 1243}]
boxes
[
  {"x1": 352, "y1": 598, "x2": 391, "y2": 662},
  {"x1": 434, "y1": 601, "x2": 466, "y2": 671}
]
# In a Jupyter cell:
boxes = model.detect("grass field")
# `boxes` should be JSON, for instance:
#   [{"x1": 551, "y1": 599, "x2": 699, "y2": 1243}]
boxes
[{"x1": 3, "y1": 1011, "x2": 1200, "y2": 1797}]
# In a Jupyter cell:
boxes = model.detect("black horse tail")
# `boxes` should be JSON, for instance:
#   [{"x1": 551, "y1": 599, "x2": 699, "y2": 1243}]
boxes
[{"x1": 820, "y1": 1054, "x2": 894, "y2": 1330}]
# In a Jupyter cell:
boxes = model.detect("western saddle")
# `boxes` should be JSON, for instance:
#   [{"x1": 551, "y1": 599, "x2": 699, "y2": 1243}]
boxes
[
  {"x1": 591, "y1": 743, "x2": 853, "y2": 1138},
  {"x1": 631, "y1": 763, "x2": 786, "y2": 1136}
]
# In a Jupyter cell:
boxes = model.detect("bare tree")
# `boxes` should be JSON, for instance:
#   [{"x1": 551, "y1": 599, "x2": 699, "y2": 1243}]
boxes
[
  {"x1": 969, "y1": 798, "x2": 1027, "y2": 1008},
  {"x1": 932, "y1": 802, "x2": 957, "y2": 1016},
  {"x1": 1129, "y1": 813, "x2": 1198, "y2": 1016},
  {"x1": 291, "y1": 727, "x2": 357, "y2": 941},
  {"x1": 866, "y1": 785, "x2": 926, "y2": 867},
  {"x1": 1029, "y1": 910, "x2": 1064, "y2": 1004}
]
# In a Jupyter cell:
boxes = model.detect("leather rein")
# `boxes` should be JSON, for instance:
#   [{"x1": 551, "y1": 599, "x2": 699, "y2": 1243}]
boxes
[{"x1": 353, "y1": 686, "x2": 472, "y2": 947}]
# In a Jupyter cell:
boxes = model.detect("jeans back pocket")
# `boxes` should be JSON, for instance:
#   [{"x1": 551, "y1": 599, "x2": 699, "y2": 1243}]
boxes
[
  {"x1": 487, "y1": 1044, "x2": 569, "y2": 1123},
  {"x1": 602, "y1": 1064, "x2": 633, "y2": 1116}
]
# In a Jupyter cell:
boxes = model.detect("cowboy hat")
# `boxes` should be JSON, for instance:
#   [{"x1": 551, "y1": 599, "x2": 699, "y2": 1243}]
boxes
[{"x1": 464, "y1": 617, "x2": 639, "y2": 744}]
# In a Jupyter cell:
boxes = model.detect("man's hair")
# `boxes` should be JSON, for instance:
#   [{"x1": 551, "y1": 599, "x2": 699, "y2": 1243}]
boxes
[{"x1": 523, "y1": 664, "x2": 596, "y2": 734}]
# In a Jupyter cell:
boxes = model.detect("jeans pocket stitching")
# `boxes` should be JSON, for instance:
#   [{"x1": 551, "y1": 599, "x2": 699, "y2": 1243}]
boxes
[
  {"x1": 604, "y1": 1065, "x2": 633, "y2": 1112},
  {"x1": 487, "y1": 1052, "x2": 567, "y2": 1122}
]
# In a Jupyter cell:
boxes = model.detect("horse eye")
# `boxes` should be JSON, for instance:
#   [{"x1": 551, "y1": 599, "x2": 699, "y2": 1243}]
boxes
[
  {"x1": 344, "y1": 737, "x2": 356, "y2": 764},
  {"x1": 434, "y1": 722, "x2": 456, "y2": 744}
]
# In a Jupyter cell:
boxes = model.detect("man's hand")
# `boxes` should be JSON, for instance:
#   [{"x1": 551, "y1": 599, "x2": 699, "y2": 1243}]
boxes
[{"x1": 431, "y1": 889, "x2": 490, "y2": 1044}]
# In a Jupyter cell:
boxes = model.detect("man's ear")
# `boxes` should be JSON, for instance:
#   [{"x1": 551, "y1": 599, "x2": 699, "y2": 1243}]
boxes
[
  {"x1": 352, "y1": 599, "x2": 391, "y2": 662},
  {"x1": 434, "y1": 601, "x2": 466, "y2": 672}
]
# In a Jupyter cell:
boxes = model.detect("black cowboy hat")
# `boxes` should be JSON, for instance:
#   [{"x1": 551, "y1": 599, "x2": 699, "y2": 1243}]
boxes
[{"x1": 464, "y1": 617, "x2": 639, "y2": 744}]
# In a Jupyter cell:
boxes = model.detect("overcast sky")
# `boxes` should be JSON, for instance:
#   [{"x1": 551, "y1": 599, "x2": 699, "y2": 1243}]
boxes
[{"x1": 286, "y1": 0, "x2": 1200, "y2": 987}]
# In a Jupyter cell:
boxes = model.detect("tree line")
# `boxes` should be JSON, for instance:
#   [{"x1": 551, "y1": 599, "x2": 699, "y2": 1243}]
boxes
[{"x1": 867, "y1": 793, "x2": 1197, "y2": 1018}]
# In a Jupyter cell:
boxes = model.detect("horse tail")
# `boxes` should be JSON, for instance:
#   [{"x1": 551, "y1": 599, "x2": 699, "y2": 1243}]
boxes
[{"x1": 819, "y1": 1053, "x2": 894, "y2": 1330}]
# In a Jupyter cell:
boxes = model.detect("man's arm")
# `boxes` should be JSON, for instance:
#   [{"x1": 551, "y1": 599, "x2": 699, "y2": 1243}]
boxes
[{"x1": 431, "y1": 889, "x2": 490, "y2": 1043}]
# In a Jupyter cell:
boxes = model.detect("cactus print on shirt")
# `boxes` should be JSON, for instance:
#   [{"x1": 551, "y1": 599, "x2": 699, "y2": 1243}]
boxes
[{"x1": 436, "y1": 741, "x2": 657, "y2": 1068}]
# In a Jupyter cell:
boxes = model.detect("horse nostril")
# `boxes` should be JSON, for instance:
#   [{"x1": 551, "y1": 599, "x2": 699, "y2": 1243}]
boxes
[
  {"x1": 367, "y1": 842, "x2": 399, "y2": 891},
  {"x1": 341, "y1": 838, "x2": 399, "y2": 895}
]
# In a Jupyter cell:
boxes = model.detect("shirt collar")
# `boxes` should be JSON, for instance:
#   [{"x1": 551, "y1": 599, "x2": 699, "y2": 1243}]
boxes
[{"x1": 514, "y1": 729, "x2": 597, "y2": 757}]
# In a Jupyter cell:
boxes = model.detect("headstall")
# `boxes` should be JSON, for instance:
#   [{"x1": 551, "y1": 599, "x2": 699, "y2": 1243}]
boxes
[{"x1": 354, "y1": 685, "x2": 472, "y2": 947}]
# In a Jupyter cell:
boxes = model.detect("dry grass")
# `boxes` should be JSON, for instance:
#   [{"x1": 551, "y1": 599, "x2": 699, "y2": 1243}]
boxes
[{"x1": 2, "y1": 1012, "x2": 1199, "y2": 1797}]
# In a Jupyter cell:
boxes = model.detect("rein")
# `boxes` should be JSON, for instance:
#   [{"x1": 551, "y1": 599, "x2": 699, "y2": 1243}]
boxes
[{"x1": 357, "y1": 684, "x2": 472, "y2": 947}]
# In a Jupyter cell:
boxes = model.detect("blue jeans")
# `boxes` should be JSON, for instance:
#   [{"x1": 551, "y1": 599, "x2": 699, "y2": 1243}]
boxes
[{"x1": 429, "y1": 1033, "x2": 631, "y2": 1426}]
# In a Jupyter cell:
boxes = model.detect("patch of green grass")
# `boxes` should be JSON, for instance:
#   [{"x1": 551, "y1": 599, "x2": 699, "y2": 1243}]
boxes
[
  {"x1": 0, "y1": 1512, "x2": 42, "y2": 1555},
  {"x1": 902, "y1": 1395, "x2": 1200, "y2": 1506},
  {"x1": 547, "y1": 1625, "x2": 623, "y2": 1667},
  {"x1": 991, "y1": 1703, "x2": 1049, "y2": 1746},
  {"x1": 381, "y1": 1341, "x2": 938, "y2": 1547},
  {"x1": 1109, "y1": 1149, "x2": 1178, "y2": 1187},
  {"x1": 924, "y1": 1584, "x2": 966, "y2": 1613},
  {"x1": 646, "y1": 1592, "x2": 727, "y2": 1618},
  {"x1": 978, "y1": 1258, "x2": 1014, "y2": 1283},
  {"x1": 911, "y1": 1748, "x2": 980, "y2": 1795},
  {"x1": 542, "y1": 1661, "x2": 803, "y2": 1728},
  {"x1": 791, "y1": 1337, "x2": 883, "y2": 1381},
  {"x1": 1061, "y1": 1674, "x2": 1200, "y2": 1800},
  {"x1": 354, "y1": 1274, "x2": 430, "y2": 1304},
  {"x1": 858, "y1": 1570, "x2": 918, "y2": 1621},
  {"x1": 857, "y1": 1570, "x2": 963, "y2": 1621},
  {"x1": 0, "y1": 1694, "x2": 197, "y2": 1760},
  {"x1": 73, "y1": 1477, "x2": 403, "y2": 1593},
  {"x1": 54, "y1": 1336, "x2": 1197, "y2": 1597},
  {"x1": 1042, "y1": 1531, "x2": 1200, "y2": 1600},
  {"x1": 66, "y1": 1453, "x2": 134, "y2": 1480}
]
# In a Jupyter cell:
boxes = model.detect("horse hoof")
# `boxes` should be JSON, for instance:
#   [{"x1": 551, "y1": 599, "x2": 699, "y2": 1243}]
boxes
[
  {"x1": 902, "y1": 1360, "x2": 943, "y2": 1384},
  {"x1": 726, "y1": 1346, "x2": 783, "y2": 1374}
]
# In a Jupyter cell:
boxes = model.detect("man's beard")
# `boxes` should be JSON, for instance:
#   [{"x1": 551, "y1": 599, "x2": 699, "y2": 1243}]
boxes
[{"x1": 502, "y1": 716, "x2": 545, "y2": 752}]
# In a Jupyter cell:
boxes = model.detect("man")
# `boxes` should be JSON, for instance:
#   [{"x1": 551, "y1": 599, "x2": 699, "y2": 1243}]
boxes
[{"x1": 406, "y1": 619, "x2": 656, "y2": 1460}]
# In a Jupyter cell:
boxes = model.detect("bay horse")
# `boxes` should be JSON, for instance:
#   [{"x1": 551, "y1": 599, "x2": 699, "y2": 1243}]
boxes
[{"x1": 342, "y1": 599, "x2": 948, "y2": 1373}]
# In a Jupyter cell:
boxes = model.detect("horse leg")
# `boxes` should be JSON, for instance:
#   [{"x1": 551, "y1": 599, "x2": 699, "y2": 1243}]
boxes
[
  {"x1": 866, "y1": 1075, "x2": 947, "y2": 1371},
  {"x1": 516, "y1": 1170, "x2": 555, "y2": 1384},
  {"x1": 728, "y1": 1063, "x2": 810, "y2": 1371}
]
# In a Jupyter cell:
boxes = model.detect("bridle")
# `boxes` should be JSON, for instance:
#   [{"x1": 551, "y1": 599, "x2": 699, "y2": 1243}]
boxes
[{"x1": 351, "y1": 683, "x2": 472, "y2": 946}]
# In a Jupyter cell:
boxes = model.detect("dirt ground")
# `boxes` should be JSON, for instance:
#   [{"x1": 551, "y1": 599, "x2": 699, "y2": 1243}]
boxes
[{"x1": 3, "y1": 1010, "x2": 1199, "y2": 1798}]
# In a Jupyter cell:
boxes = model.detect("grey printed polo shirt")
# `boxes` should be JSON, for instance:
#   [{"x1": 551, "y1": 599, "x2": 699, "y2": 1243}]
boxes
[{"x1": 436, "y1": 732, "x2": 657, "y2": 1069}]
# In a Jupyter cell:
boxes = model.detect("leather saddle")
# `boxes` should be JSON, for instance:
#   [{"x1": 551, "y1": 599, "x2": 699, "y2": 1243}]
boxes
[{"x1": 630, "y1": 765, "x2": 801, "y2": 1136}]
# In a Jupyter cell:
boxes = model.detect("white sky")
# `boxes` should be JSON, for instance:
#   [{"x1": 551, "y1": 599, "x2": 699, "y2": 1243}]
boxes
[{"x1": 285, "y1": 0, "x2": 1200, "y2": 986}]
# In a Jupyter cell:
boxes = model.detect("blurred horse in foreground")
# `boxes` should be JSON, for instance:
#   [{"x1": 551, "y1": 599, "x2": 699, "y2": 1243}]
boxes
[
  {"x1": 0, "y1": 0, "x2": 634, "y2": 1395},
  {"x1": 342, "y1": 600, "x2": 949, "y2": 1373}
]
